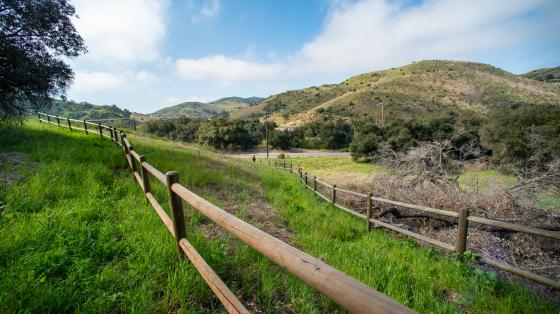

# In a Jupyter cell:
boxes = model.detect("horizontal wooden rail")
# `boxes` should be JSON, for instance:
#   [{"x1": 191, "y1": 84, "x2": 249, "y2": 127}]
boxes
[
  {"x1": 171, "y1": 183, "x2": 412, "y2": 313},
  {"x1": 479, "y1": 256, "x2": 560, "y2": 289},
  {"x1": 335, "y1": 186, "x2": 367, "y2": 198},
  {"x1": 370, "y1": 218, "x2": 455, "y2": 251},
  {"x1": 130, "y1": 150, "x2": 142, "y2": 162},
  {"x1": 370, "y1": 197, "x2": 459, "y2": 218},
  {"x1": 142, "y1": 161, "x2": 166, "y2": 184},
  {"x1": 468, "y1": 216, "x2": 560, "y2": 240}
]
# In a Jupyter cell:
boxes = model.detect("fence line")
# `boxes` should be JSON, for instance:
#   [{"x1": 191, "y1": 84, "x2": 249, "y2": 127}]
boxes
[
  {"x1": 263, "y1": 158, "x2": 560, "y2": 289},
  {"x1": 37, "y1": 113, "x2": 413, "y2": 314}
]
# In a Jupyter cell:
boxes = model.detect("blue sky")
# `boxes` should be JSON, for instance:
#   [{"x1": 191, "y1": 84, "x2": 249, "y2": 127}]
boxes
[{"x1": 68, "y1": 0, "x2": 560, "y2": 113}]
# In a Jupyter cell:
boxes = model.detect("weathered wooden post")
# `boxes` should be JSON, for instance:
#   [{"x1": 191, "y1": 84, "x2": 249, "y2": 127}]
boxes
[
  {"x1": 47, "y1": 115, "x2": 50, "y2": 123},
  {"x1": 166, "y1": 171, "x2": 187, "y2": 259},
  {"x1": 113, "y1": 128, "x2": 119, "y2": 145},
  {"x1": 83, "y1": 120, "x2": 88, "y2": 134},
  {"x1": 366, "y1": 193, "x2": 373, "y2": 232},
  {"x1": 313, "y1": 176, "x2": 317, "y2": 192},
  {"x1": 98, "y1": 123, "x2": 103, "y2": 138},
  {"x1": 252, "y1": 155, "x2": 256, "y2": 163},
  {"x1": 67, "y1": 118, "x2": 72, "y2": 131},
  {"x1": 109, "y1": 126, "x2": 114, "y2": 142},
  {"x1": 139, "y1": 156, "x2": 151, "y2": 199},
  {"x1": 37, "y1": 113, "x2": 41, "y2": 123},
  {"x1": 332, "y1": 184, "x2": 337, "y2": 204},
  {"x1": 56, "y1": 116, "x2": 60, "y2": 126},
  {"x1": 132, "y1": 118, "x2": 137, "y2": 130},
  {"x1": 290, "y1": 161, "x2": 293, "y2": 171},
  {"x1": 456, "y1": 207, "x2": 469, "y2": 255},
  {"x1": 304, "y1": 172, "x2": 308, "y2": 185}
]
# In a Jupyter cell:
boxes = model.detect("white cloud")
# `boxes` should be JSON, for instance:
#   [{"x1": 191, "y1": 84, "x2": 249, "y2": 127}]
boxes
[
  {"x1": 175, "y1": 55, "x2": 282, "y2": 84},
  {"x1": 192, "y1": 0, "x2": 221, "y2": 22},
  {"x1": 293, "y1": 0, "x2": 548, "y2": 75},
  {"x1": 72, "y1": 0, "x2": 168, "y2": 63},
  {"x1": 73, "y1": 72, "x2": 126, "y2": 93}
]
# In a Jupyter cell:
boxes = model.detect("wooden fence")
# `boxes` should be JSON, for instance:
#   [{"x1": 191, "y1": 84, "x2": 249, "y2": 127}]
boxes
[
  {"x1": 261, "y1": 159, "x2": 560, "y2": 290},
  {"x1": 37, "y1": 113, "x2": 414, "y2": 314}
]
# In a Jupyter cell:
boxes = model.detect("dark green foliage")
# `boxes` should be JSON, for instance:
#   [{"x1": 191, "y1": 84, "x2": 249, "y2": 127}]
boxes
[
  {"x1": 197, "y1": 118, "x2": 262, "y2": 150},
  {"x1": 269, "y1": 130, "x2": 293, "y2": 150},
  {"x1": 481, "y1": 104, "x2": 560, "y2": 163},
  {"x1": 144, "y1": 117, "x2": 202, "y2": 142},
  {"x1": 0, "y1": 0, "x2": 86, "y2": 120}
]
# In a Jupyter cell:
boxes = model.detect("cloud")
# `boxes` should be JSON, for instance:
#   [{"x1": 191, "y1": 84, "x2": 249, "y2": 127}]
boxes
[
  {"x1": 73, "y1": 72, "x2": 126, "y2": 93},
  {"x1": 192, "y1": 0, "x2": 221, "y2": 22},
  {"x1": 175, "y1": 55, "x2": 282, "y2": 85},
  {"x1": 72, "y1": 0, "x2": 168, "y2": 63}
]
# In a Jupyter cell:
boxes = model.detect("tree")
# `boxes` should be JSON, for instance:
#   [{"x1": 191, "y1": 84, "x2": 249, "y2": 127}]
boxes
[
  {"x1": 269, "y1": 130, "x2": 292, "y2": 150},
  {"x1": 0, "y1": 0, "x2": 86, "y2": 121}
]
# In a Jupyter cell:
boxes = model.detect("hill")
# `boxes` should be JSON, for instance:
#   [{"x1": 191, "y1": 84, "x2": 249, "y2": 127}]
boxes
[
  {"x1": 44, "y1": 100, "x2": 131, "y2": 120},
  {"x1": 231, "y1": 60, "x2": 560, "y2": 128},
  {"x1": 150, "y1": 96, "x2": 263, "y2": 119},
  {"x1": 522, "y1": 66, "x2": 560, "y2": 82}
]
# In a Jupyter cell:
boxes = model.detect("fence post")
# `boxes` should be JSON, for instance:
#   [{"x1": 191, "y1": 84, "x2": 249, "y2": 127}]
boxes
[
  {"x1": 332, "y1": 184, "x2": 337, "y2": 204},
  {"x1": 67, "y1": 118, "x2": 72, "y2": 131},
  {"x1": 166, "y1": 171, "x2": 187, "y2": 260},
  {"x1": 109, "y1": 126, "x2": 114, "y2": 142},
  {"x1": 366, "y1": 193, "x2": 373, "y2": 232},
  {"x1": 456, "y1": 207, "x2": 469, "y2": 255},
  {"x1": 98, "y1": 123, "x2": 103, "y2": 138},
  {"x1": 139, "y1": 156, "x2": 151, "y2": 199},
  {"x1": 313, "y1": 176, "x2": 317, "y2": 192},
  {"x1": 133, "y1": 118, "x2": 137, "y2": 130},
  {"x1": 56, "y1": 116, "x2": 60, "y2": 126},
  {"x1": 304, "y1": 172, "x2": 308, "y2": 185},
  {"x1": 47, "y1": 115, "x2": 50, "y2": 123},
  {"x1": 83, "y1": 120, "x2": 88, "y2": 134},
  {"x1": 113, "y1": 128, "x2": 119, "y2": 145},
  {"x1": 37, "y1": 113, "x2": 41, "y2": 123},
  {"x1": 290, "y1": 161, "x2": 293, "y2": 171}
]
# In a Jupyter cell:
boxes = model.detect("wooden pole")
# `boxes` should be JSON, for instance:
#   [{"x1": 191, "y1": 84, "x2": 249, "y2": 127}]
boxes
[
  {"x1": 265, "y1": 114, "x2": 269, "y2": 159},
  {"x1": 456, "y1": 207, "x2": 469, "y2": 255},
  {"x1": 56, "y1": 116, "x2": 60, "y2": 126},
  {"x1": 332, "y1": 184, "x2": 337, "y2": 204},
  {"x1": 304, "y1": 172, "x2": 308, "y2": 185},
  {"x1": 109, "y1": 126, "x2": 114, "y2": 142},
  {"x1": 98, "y1": 123, "x2": 103, "y2": 138},
  {"x1": 67, "y1": 118, "x2": 72, "y2": 131},
  {"x1": 139, "y1": 156, "x2": 151, "y2": 201},
  {"x1": 166, "y1": 171, "x2": 187, "y2": 260},
  {"x1": 37, "y1": 112, "x2": 41, "y2": 123},
  {"x1": 132, "y1": 118, "x2": 137, "y2": 130},
  {"x1": 313, "y1": 176, "x2": 317, "y2": 192},
  {"x1": 366, "y1": 193, "x2": 373, "y2": 232},
  {"x1": 47, "y1": 115, "x2": 50, "y2": 123},
  {"x1": 83, "y1": 120, "x2": 88, "y2": 134}
]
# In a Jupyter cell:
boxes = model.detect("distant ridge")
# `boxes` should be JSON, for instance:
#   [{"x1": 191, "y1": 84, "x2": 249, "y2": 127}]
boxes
[{"x1": 149, "y1": 96, "x2": 264, "y2": 119}]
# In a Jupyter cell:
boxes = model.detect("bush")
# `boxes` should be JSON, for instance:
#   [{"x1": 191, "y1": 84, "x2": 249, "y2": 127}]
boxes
[{"x1": 480, "y1": 104, "x2": 560, "y2": 163}]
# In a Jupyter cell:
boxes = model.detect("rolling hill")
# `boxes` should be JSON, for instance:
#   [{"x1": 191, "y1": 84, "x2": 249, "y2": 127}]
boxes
[
  {"x1": 522, "y1": 66, "x2": 560, "y2": 82},
  {"x1": 231, "y1": 60, "x2": 560, "y2": 128},
  {"x1": 149, "y1": 96, "x2": 263, "y2": 119},
  {"x1": 44, "y1": 100, "x2": 131, "y2": 120}
]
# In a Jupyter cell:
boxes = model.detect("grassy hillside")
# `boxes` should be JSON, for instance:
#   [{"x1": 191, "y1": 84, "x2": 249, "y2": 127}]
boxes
[
  {"x1": 150, "y1": 97, "x2": 263, "y2": 119},
  {"x1": 523, "y1": 67, "x2": 560, "y2": 83},
  {"x1": 231, "y1": 60, "x2": 560, "y2": 127},
  {"x1": 43, "y1": 100, "x2": 131, "y2": 120},
  {"x1": 1, "y1": 121, "x2": 558, "y2": 313}
]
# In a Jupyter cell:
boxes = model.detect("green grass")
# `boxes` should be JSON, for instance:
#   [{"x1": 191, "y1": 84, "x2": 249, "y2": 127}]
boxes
[
  {"x1": 1, "y1": 121, "x2": 558, "y2": 313},
  {"x1": 458, "y1": 169, "x2": 517, "y2": 192}
]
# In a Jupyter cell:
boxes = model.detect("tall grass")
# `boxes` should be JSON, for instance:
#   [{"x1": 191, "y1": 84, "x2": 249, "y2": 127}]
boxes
[{"x1": 0, "y1": 121, "x2": 557, "y2": 313}]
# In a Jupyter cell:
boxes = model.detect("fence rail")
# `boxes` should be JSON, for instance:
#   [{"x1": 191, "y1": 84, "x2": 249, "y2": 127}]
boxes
[
  {"x1": 37, "y1": 113, "x2": 413, "y2": 314},
  {"x1": 265, "y1": 158, "x2": 560, "y2": 289}
]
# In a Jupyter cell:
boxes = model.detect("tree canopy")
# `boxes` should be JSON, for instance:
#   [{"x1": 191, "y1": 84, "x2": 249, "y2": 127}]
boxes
[{"x1": 0, "y1": 0, "x2": 86, "y2": 120}]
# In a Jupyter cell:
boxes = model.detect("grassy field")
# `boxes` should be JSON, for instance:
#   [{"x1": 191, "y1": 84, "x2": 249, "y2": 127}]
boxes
[{"x1": 1, "y1": 121, "x2": 558, "y2": 313}]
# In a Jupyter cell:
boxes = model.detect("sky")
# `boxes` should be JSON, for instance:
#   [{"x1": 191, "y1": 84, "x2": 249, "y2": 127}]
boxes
[{"x1": 67, "y1": 0, "x2": 560, "y2": 114}]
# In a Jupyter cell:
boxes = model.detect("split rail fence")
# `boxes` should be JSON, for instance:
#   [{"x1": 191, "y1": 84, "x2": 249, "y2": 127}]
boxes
[
  {"x1": 262, "y1": 159, "x2": 560, "y2": 290},
  {"x1": 37, "y1": 113, "x2": 413, "y2": 314}
]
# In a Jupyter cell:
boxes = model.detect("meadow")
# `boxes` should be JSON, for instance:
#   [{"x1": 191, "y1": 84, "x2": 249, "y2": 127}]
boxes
[{"x1": 0, "y1": 120, "x2": 558, "y2": 313}]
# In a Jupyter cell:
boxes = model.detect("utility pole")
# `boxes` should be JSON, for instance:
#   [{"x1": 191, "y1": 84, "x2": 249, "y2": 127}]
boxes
[
  {"x1": 380, "y1": 104, "x2": 385, "y2": 127},
  {"x1": 265, "y1": 113, "x2": 269, "y2": 159}
]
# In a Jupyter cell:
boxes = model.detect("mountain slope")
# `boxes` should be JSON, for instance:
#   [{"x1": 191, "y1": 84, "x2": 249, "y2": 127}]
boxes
[
  {"x1": 522, "y1": 66, "x2": 560, "y2": 82},
  {"x1": 231, "y1": 60, "x2": 560, "y2": 127},
  {"x1": 45, "y1": 100, "x2": 131, "y2": 120},
  {"x1": 150, "y1": 96, "x2": 263, "y2": 119}
]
